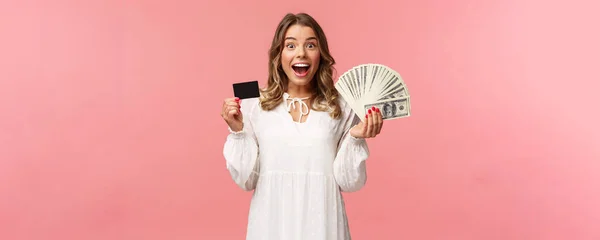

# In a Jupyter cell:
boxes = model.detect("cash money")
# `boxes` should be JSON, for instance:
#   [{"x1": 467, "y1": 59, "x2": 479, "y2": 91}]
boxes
[
  {"x1": 335, "y1": 63, "x2": 411, "y2": 121},
  {"x1": 364, "y1": 96, "x2": 410, "y2": 120}
]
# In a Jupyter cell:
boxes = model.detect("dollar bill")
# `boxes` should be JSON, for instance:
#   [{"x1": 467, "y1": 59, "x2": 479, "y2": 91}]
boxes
[
  {"x1": 363, "y1": 96, "x2": 411, "y2": 120},
  {"x1": 378, "y1": 86, "x2": 408, "y2": 100},
  {"x1": 335, "y1": 63, "x2": 411, "y2": 122}
]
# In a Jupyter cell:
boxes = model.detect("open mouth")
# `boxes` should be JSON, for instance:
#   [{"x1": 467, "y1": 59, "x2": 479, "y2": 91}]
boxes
[{"x1": 292, "y1": 63, "x2": 310, "y2": 77}]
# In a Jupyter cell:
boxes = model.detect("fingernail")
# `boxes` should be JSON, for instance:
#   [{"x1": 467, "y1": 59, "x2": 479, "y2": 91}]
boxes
[
  {"x1": 235, "y1": 98, "x2": 239, "y2": 101},
  {"x1": 365, "y1": 114, "x2": 368, "y2": 118},
  {"x1": 368, "y1": 109, "x2": 372, "y2": 114},
  {"x1": 372, "y1": 106, "x2": 376, "y2": 110},
  {"x1": 376, "y1": 108, "x2": 380, "y2": 112}
]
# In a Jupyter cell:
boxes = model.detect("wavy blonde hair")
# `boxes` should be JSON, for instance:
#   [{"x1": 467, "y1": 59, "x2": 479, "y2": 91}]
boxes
[{"x1": 259, "y1": 13, "x2": 342, "y2": 119}]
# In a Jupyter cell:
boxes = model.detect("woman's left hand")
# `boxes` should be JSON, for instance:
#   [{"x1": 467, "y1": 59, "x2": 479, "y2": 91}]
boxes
[{"x1": 350, "y1": 106, "x2": 383, "y2": 139}]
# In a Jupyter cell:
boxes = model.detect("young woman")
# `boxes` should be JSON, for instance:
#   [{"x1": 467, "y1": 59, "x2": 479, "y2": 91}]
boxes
[{"x1": 221, "y1": 12, "x2": 384, "y2": 240}]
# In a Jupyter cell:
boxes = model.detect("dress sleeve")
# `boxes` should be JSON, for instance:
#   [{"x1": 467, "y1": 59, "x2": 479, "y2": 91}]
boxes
[
  {"x1": 332, "y1": 104, "x2": 370, "y2": 192},
  {"x1": 222, "y1": 99, "x2": 260, "y2": 191}
]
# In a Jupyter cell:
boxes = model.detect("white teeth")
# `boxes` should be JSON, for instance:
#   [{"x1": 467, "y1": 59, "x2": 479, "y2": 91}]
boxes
[{"x1": 293, "y1": 63, "x2": 309, "y2": 67}]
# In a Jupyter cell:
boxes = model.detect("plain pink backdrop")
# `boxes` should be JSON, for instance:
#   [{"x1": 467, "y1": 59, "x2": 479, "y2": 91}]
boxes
[{"x1": 1, "y1": 0, "x2": 599, "y2": 239}]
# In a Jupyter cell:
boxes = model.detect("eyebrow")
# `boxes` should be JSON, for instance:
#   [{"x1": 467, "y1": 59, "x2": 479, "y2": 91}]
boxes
[{"x1": 285, "y1": 37, "x2": 317, "y2": 41}]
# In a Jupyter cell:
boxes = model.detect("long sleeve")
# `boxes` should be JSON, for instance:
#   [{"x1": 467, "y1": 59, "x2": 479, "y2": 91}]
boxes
[
  {"x1": 332, "y1": 105, "x2": 370, "y2": 192},
  {"x1": 223, "y1": 99, "x2": 260, "y2": 191}
]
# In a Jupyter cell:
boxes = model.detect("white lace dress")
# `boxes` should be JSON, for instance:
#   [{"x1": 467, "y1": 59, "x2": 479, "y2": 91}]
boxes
[{"x1": 223, "y1": 93, "x2": 370, "y2": 240}]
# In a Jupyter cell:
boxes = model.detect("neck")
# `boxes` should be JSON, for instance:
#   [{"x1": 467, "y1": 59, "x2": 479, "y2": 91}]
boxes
[{"x1": 286, "y1": 83, "x2": 312, "y2": 98}]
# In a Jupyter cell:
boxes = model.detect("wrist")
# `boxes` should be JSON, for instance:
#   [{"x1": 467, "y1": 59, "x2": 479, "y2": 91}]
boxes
[
  {"x1": 228, "y1": 122, "x2": 243, "y2": 132},
  {"x1": 228, "y1": 127, "x2": 243, "y2": 133},
  {"x1": 349, "y1": 132, "x2": 369, "y2": 142},
  {"x1": 349, "y1": 134, "x2": 364, "y2": 140},
  {"x1": 349, "y1": 125, "x2": 362, "y2": 139}
]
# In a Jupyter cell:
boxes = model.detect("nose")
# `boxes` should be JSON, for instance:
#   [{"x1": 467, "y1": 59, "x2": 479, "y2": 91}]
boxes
[{"x1": 296, "y1": 47, "x2": 306, "y2": 58}]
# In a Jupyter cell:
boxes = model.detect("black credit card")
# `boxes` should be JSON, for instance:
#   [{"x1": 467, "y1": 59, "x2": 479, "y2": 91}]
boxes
[{"x1": 233, "y1": 81, "x2": 260, "y2": 99}]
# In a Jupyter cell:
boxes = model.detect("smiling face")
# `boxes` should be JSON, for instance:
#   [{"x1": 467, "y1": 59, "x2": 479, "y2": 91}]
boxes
[
  {"x1": 261, "y1": 13, "x2": 341, "y2": 118},
  {"x1": 280, "y1": 24, "x2": 321, "y2": 89}
]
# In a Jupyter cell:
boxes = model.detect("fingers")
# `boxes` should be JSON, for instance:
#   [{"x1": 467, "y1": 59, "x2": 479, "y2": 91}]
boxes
[
  {"x1": 223, "y1": 97, "x2": 240, "y2": 108},
  {"x1": 366, "y1": 108, "x2": 374, "y2": 137},
  {"x1": 364, "y1": 106, "x2": 383, "y2": 138},
  {"x1": 373, "y1": 107, "x2": 382, "y2": 134},
  {"x1": 361, "y1": 114, "x2": 368, "y2": 137},
  {"x1": 228, "y1": 108, "x2": 238, "y2": 117},
  {"x1": 225, "y1": 98, "x2": 240, "y2": 107},
  {"x1": 222, "y1": 97, "x2": 241, "y2": 119},
  {"x1": 227, "y1": 105, "x2": 239, "y2": 116}
]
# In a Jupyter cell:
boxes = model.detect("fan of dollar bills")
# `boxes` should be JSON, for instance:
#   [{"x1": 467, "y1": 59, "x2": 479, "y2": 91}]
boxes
[{"x1": 335, "y1": 63, "x2": 411, "y2": 121}]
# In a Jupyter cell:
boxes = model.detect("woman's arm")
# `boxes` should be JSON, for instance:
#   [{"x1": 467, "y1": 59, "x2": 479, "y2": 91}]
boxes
[
  {"x1": 222, "y1": 99, "x2": 260, "y2": 191},
  {"x1": 332, "y1": 105, "x2": 370, "y2": 192}
]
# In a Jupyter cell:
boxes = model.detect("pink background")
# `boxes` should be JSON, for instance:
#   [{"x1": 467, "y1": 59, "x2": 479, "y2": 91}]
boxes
[{"x1": 1, "y1": 0, "x2": 599, "y2": 239}]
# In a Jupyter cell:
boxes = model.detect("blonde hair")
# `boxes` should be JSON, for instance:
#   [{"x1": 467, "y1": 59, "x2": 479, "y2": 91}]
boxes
[{"x1": 259, "y1": 13, "x2": 342, "y2": 119}]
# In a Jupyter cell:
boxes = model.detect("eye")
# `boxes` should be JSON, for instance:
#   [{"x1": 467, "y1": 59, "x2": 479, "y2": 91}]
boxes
[
  {"x1": 286, "y1": 43, "x2": 295, "y2": 49},
  {"x1": 307, "y1": 43, "x2": 316, "y2": 49}
]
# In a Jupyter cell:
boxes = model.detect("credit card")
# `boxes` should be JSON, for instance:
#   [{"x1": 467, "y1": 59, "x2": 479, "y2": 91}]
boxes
[{"x1": 233, "y1": 80, "x2": 260, "y2": 99}]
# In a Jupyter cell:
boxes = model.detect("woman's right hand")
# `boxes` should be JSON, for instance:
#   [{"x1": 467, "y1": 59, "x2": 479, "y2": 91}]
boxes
[{"x1": 221, "y1": 97, "x2": 243, "y2": 132}]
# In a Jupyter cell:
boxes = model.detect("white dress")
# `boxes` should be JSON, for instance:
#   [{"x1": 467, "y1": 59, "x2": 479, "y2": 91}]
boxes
[{"x1": 223, "y1": 93, "x2": 370, "y2": 240}]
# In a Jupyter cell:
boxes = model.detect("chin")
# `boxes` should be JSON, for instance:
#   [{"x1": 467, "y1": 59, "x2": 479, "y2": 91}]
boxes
[{"x1": 288, "y1": 76, "x2": 314, "y2": 86}]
